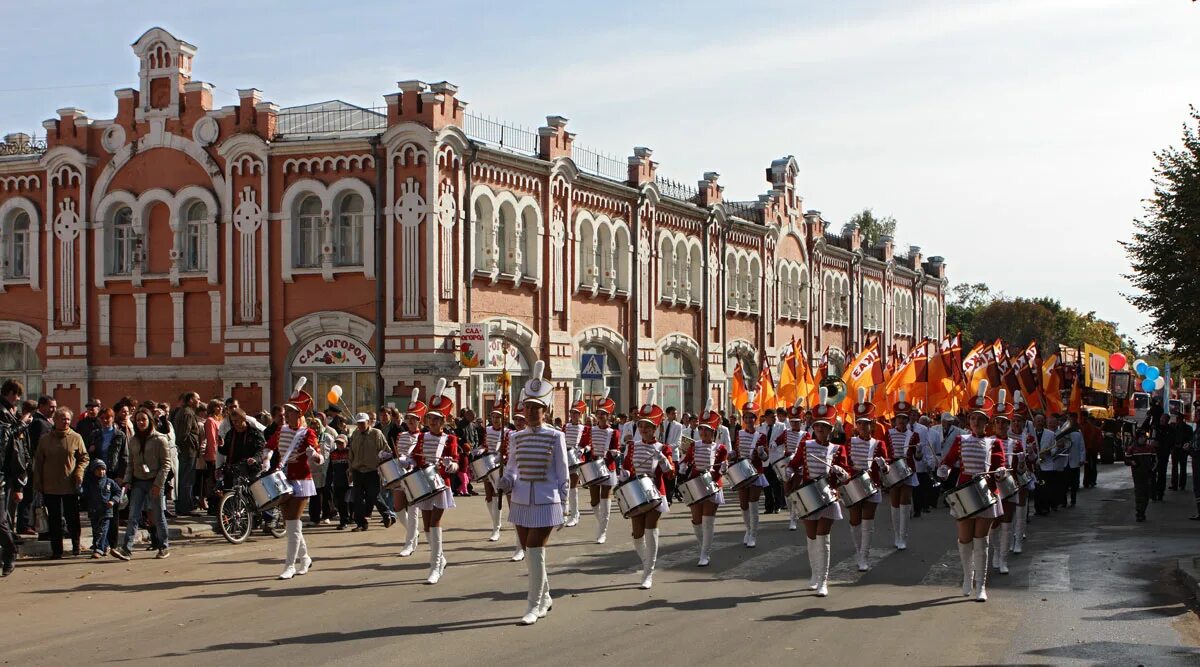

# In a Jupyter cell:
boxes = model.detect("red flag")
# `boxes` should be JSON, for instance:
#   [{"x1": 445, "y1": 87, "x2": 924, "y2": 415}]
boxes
[{"x1": 1015, "y1": 341, "x2": 1044, "y2": 410}]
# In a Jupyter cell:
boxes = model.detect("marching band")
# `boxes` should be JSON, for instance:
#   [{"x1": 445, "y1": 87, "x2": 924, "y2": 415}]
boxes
[{"x1": 247, "y1": 359, "x2": 1067, "y2": 622}]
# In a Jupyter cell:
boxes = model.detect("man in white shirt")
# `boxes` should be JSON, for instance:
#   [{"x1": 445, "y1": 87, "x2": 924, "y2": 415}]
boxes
[
  {"x1": 758, "y1": 410, "x2": 787, "y2": 513},
  {"x1": 911, "y1": 415, "x2": 938, "y2": 517},
  {"x1": 1066, "y1": 424, "x2": 1085, "y2": 507},
  {"x1": 660, "y1": 407, "x2": 683, "y2": 501},
  {"x1": 927, "y1": 412, "x2": 964, "y2": 501}
]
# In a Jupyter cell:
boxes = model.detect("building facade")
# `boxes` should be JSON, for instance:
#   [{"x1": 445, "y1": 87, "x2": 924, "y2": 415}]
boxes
[{"x1": 0, "y1": 28, "x2": 948, "y2": 415}]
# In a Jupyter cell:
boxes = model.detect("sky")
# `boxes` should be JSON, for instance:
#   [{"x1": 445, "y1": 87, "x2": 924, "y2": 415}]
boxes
[{"x1": 2, "y1": 0, "x2": 1197, "y2": 347}]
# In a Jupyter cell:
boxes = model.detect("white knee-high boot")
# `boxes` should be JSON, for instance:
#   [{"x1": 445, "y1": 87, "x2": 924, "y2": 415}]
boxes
[
  {"x1": 815, "y1": 534, "x2": 831, "y2": 597},
  {"x1": 858, "y1": 519, "x2": 875, "y2": 571},
  {"x1": 296, "y1": 530, "x2": 312, "y2": 575},
  {"x1": 995, "y1": 524, "x2": 1011, "y2": 574},
  {"x1": 566, "y1": 488, "x2": 580, "y2": 526},
  {"x1": 511, "y1": 529, "x2": 526, "y2": 562},
  {"x1": 640, "y1": 528, "x2": 659, "y2": 589},
  {"x1": 700, "y1": 515, "x2": 715, "y2": 567},
  {"x1": 426, "y1": 527, "x2": 445, "y2": 584},
  {"x1": 632, "y1": 536, "x2": 646, "y2": 582},
  {"x1": 972, "y1": 536, "x2": 989, "y2": 601},
  {"x1": 848, "y1": 521, "x2": 861, "y2": 555},
  {"x1": 279, "y1": 519, "x2": 301, "y2": 580},
  {"x1": 595, "y1": 499, "x2": 610, "y2": 544},
  {"x1": 788, "y1": 497, "x2": 799, "y2": 530},
  {"x1": 806, "y1": 537, "x2": 819, "y2": 590},
  {"x1": 741, "y1": 508, "x2": 751, "y2": 545},
  {"x1": 891, "y1": 507, "x2": 902, "y2": 549},
  {"x1": 488, "y1": 498, "x2": 501, "y2": 541},
  {"x1": 400, "y1": 507, "x2": 419, "y2": 556},
  {"x1": 957, "y1": 540, "x2": 974, "y2": 597},
  {"x1": 897, "y1": 506, "x2": 909, "y2": 550},
  {"x1": 521, "y1": 546, "x2": 546, "y2": 625},
  {"x1": 747, "y1": 503, "x2": 759, "y2": 548},
  {"x1": 1012, "y1": 511, "x2": 1025, "y2": 554},
  {"x1": 692, "y1": 522, "x2": 704, "y2": 550}
]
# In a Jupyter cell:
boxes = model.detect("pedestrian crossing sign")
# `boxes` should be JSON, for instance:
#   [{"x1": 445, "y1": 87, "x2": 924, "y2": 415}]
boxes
[{"x1": 581, "y1": 353, "x2": 605, "y2": 379}]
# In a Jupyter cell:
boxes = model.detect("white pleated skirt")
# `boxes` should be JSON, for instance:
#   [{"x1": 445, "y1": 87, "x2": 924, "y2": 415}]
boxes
[
  {"x1": 416, "y1": 487, "x2": 455, "y2": 511},
  {"x1": 289, "y1": 479, "x2": 317, "y2": 498},
  {"x1": 509, "y1": 501, "x2": 564, "y2": 528},
  {"x1": 806, "y1": 501, "x2": 843, "y2": 521}
]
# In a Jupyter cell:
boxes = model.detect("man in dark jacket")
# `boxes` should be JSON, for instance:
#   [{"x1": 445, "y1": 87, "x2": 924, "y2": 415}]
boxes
[
  {"x1": 14, "y1": 395, "x2": 52, "y2": 535},
  {"x1": 1152, "y1": 413, "x2": 1174, "y2": 501},
  {"x1": 74, "y1": 398, "x2": 101, "y2": 445},
  {"x1": 171, "y1": 392, "x2": 202, "y2": 515},
  {"x1": 0, "y1": 380, "x2": 30, "y2": 575}
]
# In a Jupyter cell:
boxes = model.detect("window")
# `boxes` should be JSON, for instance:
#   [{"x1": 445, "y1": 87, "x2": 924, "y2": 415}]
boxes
[
  {"x1": 497, "y1": 204, "x2": 515, "y2": 274},
  {"x1": 726, "y1": 253, "x2": 738, "y2": 309},
  {"x1": 182, "y1": 201, "x2": 207, "y2": 272},
  {"x1": 657, "y1": 348, "x2": 695, "y2": 414},
  {"x1": 5, "y1": 211, "x2": 30, "y2": 279},
  {"x1": 295, "y1": 195, "x2": 322, "y2": 268},
  {"x1": 475, "y1": 197, "x2": 496, "y2": 272},
  {"x1": 597, "y1": 224, "x2": 612, "y2": 289},
  {"x1": 614, "y1": 224, "x2": 630, "y2": 292},
  {"x1": 578, "y1": 219, "x2": 595, "y2": 288},
  {"x1": 108, "y1": 207, "x2": 134, "y2": 275},
  {"x1": 748, "y1": 258, "x2": 761, "y2": 313},
  {"x1": 799, "y1": 268, "x2": 810, "y2": 320},
  {"x1": 334, "y1": 193, "x2": 364, "y2": 266},
  {"x1": 0, "y1": 342, "x2": 41, "y2": 398},
  {"x1": 659, "y1": 237, "x2": 674, "y2": 301}
]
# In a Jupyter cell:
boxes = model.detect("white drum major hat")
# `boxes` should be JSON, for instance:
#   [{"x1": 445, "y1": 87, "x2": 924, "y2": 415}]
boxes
[{"x1": 520, "y1": 360, "x2": 554, "y2": 408}]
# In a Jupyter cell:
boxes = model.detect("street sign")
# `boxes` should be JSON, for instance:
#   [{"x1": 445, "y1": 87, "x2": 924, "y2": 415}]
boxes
[
  {"x1": 580, "y1": 352, "x2": 605, "y2": 380},
  {"x1": 460, "y1": 323, "x2": 489, "y2": 370}
]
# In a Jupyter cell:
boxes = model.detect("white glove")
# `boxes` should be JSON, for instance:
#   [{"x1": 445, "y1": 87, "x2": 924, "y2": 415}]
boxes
[
  {"x1": 873, "y1": 456, "x2": 888, "y2": 471},
  {"x1": 441, "y1": 457, "x2": 459, "y2": 475},
  {"x1": 377, "y1": 450, "x2": 394, "y2": 462},
  {"x1": 618, "y1": 469, "x2": 631, "y2": 482},
  {"x1": 936, "y1": 464, "x2": 950, "y2": 481},
  {"x1": 994, "y1": 467, "x2": 1010, "y2": 480},
  {"x1": 496, "y1": 475, "x2": 513, "y2": 492},
  {"x1": 830, "y1": 465, "x2": 850, "y2": 483},
  {"x1": 719, "y1": 461, "x2": 729, "y2": 475},
  {"x1": 755, "y1": 446, "x2": 768, "y2": 461}
]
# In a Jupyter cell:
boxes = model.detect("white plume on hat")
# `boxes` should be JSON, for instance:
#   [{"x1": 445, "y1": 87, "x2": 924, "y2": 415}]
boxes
[
  {"x1": 1014, "y1": 390, "x2": 1023, "y2": 404},
  {"x1": 998, "y1": 388, "x2": 1007, "y2": 405},
  {"x1": 703, "y1": 397, "x2": 714, "y2": 414},
  {"x1": 977, "y1": 379, "x2": 989, "y2": 398},
  {"x1": 643, "y1": 387, "x2": 656, "y2": 408},
  {"x1": 520, "y1": 359, "x2": 554, "y2": 407},
  {"x1": 574, "y1": 388, "x2": 583, "y2": 402},
  {"x1": 819, "y1": 386, "x2": 829, "y2": 406},
  {"x1": 293, "y1": 376, "x2": 307, "y2": 393},
  {"x1": 898, "y1": 389, "x2": 906, "y2": 404},
  {"x1": 602, "y1": 386, "x2": 611, "y2": 400},
  {"x1": 857, "y1": 387, "x2": 866, "y2": 403},
  {"x1": 434, "y1": 378, "x2": 447, "y2": 400},
  {"x1": 410, "y1": 387, "x2": 420, "y2": 404}
]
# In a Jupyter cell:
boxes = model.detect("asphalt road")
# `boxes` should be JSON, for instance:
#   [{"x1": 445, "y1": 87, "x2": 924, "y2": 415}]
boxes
[{"x1": 3, "y1": 466, "x2": 1198, "y2": 666}]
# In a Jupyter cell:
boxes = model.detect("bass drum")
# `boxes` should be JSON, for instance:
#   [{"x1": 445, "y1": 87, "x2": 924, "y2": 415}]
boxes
[{"x1": 614, "y1": 475, "x2": 662, "y2": 518}]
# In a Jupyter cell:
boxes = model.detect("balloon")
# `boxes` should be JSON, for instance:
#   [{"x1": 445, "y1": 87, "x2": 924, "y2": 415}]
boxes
[
  {"x1": 326, "y1": 384, "x2": 343, "y2": 404},
  {"x1": 1109, "y1": 352, "x2": 1126, "y2": 371},
  {"x1": 1141, "y1": 378, "x2": 1156, "y2": 392},
  {"x1": 1134, "y1": 359, "x2": 1148, "y2": 374},
  {"x1": 1154, "y1": 377, "x2": 1165, "y2": 390},
  {"x1": 327, "y1": 390, "x2": 339, "y2": 405},
  {"x1": 1144, "y1": 366, "x2": 1160, "y2": 380}
]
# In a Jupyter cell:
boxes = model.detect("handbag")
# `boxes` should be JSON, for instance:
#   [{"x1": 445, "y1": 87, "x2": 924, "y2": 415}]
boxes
[{"x1": 34, "y1": 505, "x2": 50, "y2": 534}]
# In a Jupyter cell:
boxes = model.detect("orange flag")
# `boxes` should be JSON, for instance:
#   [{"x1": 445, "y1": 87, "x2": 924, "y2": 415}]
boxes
[
  {"x1": 810, "y1": 347, "x2": 829, "y2": 407},
  {"x1": 928, "y1": 335, "x2": 956, "y2": 413},
  {"x1": 885, "y1": 340, "x2": 930, "y2": 416},
  {"x1": 963, "y1": 341, "x2": 987, "y2": 397},
  {"x1": 840, "y1": 339, "x2": 884, "y2": 416},
  {"x1": 777, "y1": 339, "x2": 799, "y2": 408},
  {"x1": 1015, "y1": 341, "x2": 1044, "y2": 410},
  {"x1": 731, "y1": 361, "x2": 749, "y2": 414},
  {"x1": 1042, "y1": 354, "x2": 1064, "y2": 414},
  {"x1": 756, "y1": 358, "x2": 777, "y2": 412},
  {"x1": 794, "y1": 339, "x2": 817, "y2": 409},
  {"x1": 1068, "y1": 363, "x2": 1083, "y2": 416}
]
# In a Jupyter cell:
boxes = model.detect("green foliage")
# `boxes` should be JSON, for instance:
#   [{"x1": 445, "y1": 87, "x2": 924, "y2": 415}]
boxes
[
  {"x1": 848, "y1": 208, "x2": 897, "y2": 249},
  {"x1": 1123, "y1": 106, "x2": 1200, "y2": 365}
]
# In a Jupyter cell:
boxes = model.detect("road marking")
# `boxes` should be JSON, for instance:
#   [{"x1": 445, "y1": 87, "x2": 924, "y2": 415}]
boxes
[
  {"x1": 920, "y1": 548, "x2": 962, "y2": 586},
  {"x1": 717, "y1": 545, "x2": 805, "y2": 580},
  {"x1": 828, "y1": 547, "x2": 897, "y2": 583},
  {"x1": 616, "y1": 536, "x2": 741, "y2": 573},
  {"x1": 1028, "y1": 552, "x2": 1070, "y2": 592}
]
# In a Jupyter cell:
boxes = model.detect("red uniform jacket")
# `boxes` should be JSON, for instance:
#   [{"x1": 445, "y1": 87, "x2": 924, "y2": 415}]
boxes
[
  {"x1": 267, "y1": 426, "x2": 319, "y2": 481},
  {"x1": 623, "y1": 440, "x2": 674, "y2": 496},
  {"x1": 939, "y1": 435, "x2": 1007, "y2": 486},
  {"x1": 584, "y1": 427, "x2": 621, "y2": 470},
  {"x1": 786, "y1": 441, "x2": 849, "y2": 484},
  {"x1": 682, "y1": 441, "x2": 729, "y2": 486},
  {"x1": 413, "y1": 431, "x2": 460, "y2": 487}
]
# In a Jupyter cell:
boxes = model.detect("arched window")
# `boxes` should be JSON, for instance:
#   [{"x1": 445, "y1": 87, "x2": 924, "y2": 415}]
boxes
[
  {"x1": 658, "y1": 348, "x2": 695, "y2": 414},
  {"x1": 577, "y1": 218, "x2": 595, "y2": 288},
  {"x1": 181, "y1": 201, "x2": 207, "y2": 272},
  {"x1": 334, "y1": 193, "x2": 364, "y2": 266},
  {"x1": 497, "y1": 202, "x2": 516, "y2": 274},
  {"x1": 726, "y1": 251, "x2": 738, "y2": 309},
  {"x1": 521, "y1": 206, "x2": 540, "y2": 282},
  {"x1": 748, "y1": 257, "x2": 761, "y2": 313},
  {"x1": 688, "y1": 243, "x2": 702, "y2": 305},
  {"x1": 659, "y1": 236, "x2": 674, "y2": 301},
  {"x1": 5, "y1": 211, "x2": 31, "y2": 279},
  {"x1": 597, "y1": 223, "x2": 612, "y2": 289},
  {"x1": 614, "y1": 224, "x2": 630, "y2": 292},
  {"x1": 738, "y1": 255, "x2": 751, "y2": 312},
  {"x1": 0, "y1": 341, "x2": 41, "y2": 397},
  {"x1": 779, "y1": 263, "x2": 793, "y2": 318},
  {"x1": 294, "y1": 195, "x2": 322, "y2": 268},
  {"x1": 799, "y1": 267, "x2": 810, "y2": 320},
  {"x1": 108, "y1": 207, "x2": 135, "y2": 275},
  {"x1": 475, "y1": 197, "x2": 496, "y2": 272},
  {"x1": 824, "y1": 274, "x2": 834, "y2": 323}
]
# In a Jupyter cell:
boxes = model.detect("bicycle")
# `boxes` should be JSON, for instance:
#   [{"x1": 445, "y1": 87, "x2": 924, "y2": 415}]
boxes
[{"x1": 217, "y1": 460, "x2": 286, "y2": 544}]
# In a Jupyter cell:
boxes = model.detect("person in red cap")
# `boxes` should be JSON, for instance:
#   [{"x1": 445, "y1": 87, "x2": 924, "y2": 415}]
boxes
[
  {"x1": 266, "y1": 379, "x2": 322, "y2": 580},
  {"x1": 1004, "y1": 395, "x2": 1036, "y2": 555},
  {"x1": 562, "y1": 390, "x2": 591, "y2": 528},
  {"x1": 885, "y1": 390, "x2": 921, "y2": 551},
  {"x1": 845, "y1": 388, "x2": 889, "y2": 572},
  {"x1": 411, "y1": 379, "x2": 460, "y2": 585},
  {"x1": 390, "y1": 388, "x2": 427, "y2": 557},
  {"x1": 496, "y1": 360, "x2": 569, "y2": 625},
  {"x1": 779, "y1": 400, "x2": 810, "y2": 531},
  {"x1": 937, "y1": 380, "x2": 1008, "y2": 602},
  {"x1": 732, "y1": 395, "x2": 769, "y2": 548},
  {"x1": 618, "y1": 388, "x2": 675, "y2": 589},
  {"x1": 585, "y1": 388, "x2": 621, "y2": 544},
  {"x1": 683, "y1": 403, "x2": 728, "y2": 566},
  {"x1": 991, "y1": 389, "x2": 1029, "y2": 574},
  {"x1": 481, "y1": 396, "x2": 512, "y2": 543},
  {"x1": 785, "y1": 387, "x2": 850, "y2": 597}
]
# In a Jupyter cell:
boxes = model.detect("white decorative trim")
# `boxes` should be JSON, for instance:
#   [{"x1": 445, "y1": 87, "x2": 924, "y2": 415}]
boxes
[
  {"x1": 133, "y1": 293, "x2": 147, "y2": 358},
  {"x1": 98, "y1": 294, "x2": 110, "y2": 346},
  {"x1": 283, "y1": 310, "x2": 375, "y2": 346},
  {"x1": 0, "y1": 196, "x2": 41, "y2": 293},
  {"x1": 192, "y1": 117, "x2": 219, "y2": 147},
  {"x1": 480, "y1": 316, "x2": 540, "y2": 354},
  {"x1": 209, "y1": 291, "x2": 222, "y2": 344},
  {"x1": 0, "y1": 320, "x2": 42, "y2": 348},
  {"x1": 278, "y1": 177, "x2": 375, "y2": 283},
  {"x1": 101, "y1": 124, "x2": 126, "y2": 154},
  {"x1": 171, "y1": 292, "x2": 184, "y2": 357},
  {"x1": 0, "y1": 175, "x2": 40, "y2": 192},
  {"x1": 282, "y1": 154, "x2": 375, "y2": 174}
]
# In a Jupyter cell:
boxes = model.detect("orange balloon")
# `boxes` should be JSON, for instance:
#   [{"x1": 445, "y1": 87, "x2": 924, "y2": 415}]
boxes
[{"x1": 327, "y1": 390, "x2": 340, "y2": 404}]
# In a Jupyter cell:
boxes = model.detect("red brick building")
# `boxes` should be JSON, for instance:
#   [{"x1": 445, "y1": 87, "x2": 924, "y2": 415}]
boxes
[{"x1": 0, "y1": 28, "x2": 947, "y2": 415}]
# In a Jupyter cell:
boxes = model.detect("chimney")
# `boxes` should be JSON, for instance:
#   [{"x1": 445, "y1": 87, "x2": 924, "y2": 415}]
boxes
[
  {"x1": 182, "y1": 81, "x2": 213, "y2": 115},
  {"x1": 236, "y1": 89, "x2": 261, "y2": 132},
  {"x1": 698, "y1": 172, "x2": 722, "y2": 206},
  {"x1": 388, "y1": 80, "x2": 467, "y2": 131},
  {"x1": 927, "y1": 255, "x2": 946, "y2": 278},
  {"x1": 879, "y1": 234, "x2": 894, "y2": 261},
  {"x1": 908, "y1": 245, "x2": 922, "y2": 268},
  {"x1": 627, "y1": 146, "x2": 656, "y2": 187},
  {"x1": 538, "y1": 115, "x2": 573, "y2": 161}
]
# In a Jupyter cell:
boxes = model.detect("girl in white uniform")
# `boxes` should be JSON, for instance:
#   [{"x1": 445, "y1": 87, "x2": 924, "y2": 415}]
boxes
[
  {"x1": 409, "y1": 379, "x2": 460, "y2": 585},
  {"x1": 886, "y1": 391, "x2": 922, "y2": 551},
  {"x1": 781, "y1": 401, "x2": 809, "y2": 531},
  {"x1": 991, "y1": 390, "x2": 1029, "y2": 574},
  {"x1": 784, "y1": 388, "x2": 849, "y2": 597},
  {"x1": 1007, "y1": 396, "x2": 1036, "y2": 556},
  {"x1": 732, "y1": 398, "x2": 769, "y2": 548},
  {"x1": 498, "y1": 360, "x2": 569, "y2": 625},
  {"x1": 481, "y1": 399, "x2": 511, "y2": 543},
  {"x1": 683, "y1": 406, "x2": 728, "y2": 566},
  {"x1": 267, "y1": 380, "x2": 323, "y2": 580},
  {"x1": 585, "y1": 390, "x2": 620, "y2": 544},
  {"x1": 938, "y1": 380, "x2": 1008, "y2": 601},
  {"x1": 392, "y1": 389, "x2": 425, "y2": 558},
  {"x1": 562, "y1": 391, "x2": 589, "y2": 527},
  {"x1": 618, "y1": 389, "x2": 675, "y2": 590},
  {"x1": 846, "y1": 389, "x2": 888, "y2": 572}
]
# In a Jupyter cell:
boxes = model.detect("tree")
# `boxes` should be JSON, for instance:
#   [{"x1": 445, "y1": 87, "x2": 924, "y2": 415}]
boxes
[
  {"x1": 848, "y1": 208, "x2": 897, "y2": 249},
  {"x1": 1123, "y1": 106, "x2": 1200, "y2": 363},
  {"x1": 971, "y1": 298, "x2": 1057, "y2": 349},
  {"x1": 946, "y1": 282, "x2": 994, "y2": 343}
]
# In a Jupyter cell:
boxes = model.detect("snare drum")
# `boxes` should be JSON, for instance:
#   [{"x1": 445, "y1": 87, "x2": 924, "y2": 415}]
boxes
[
  {"x1": 566, "y1": 447, "x2": 584, "y2": 470},
  {"x1": 614, "y1": 475, "x2": 662, "y2": 518},
  {"x1": 839, "y1": 470, "x2": 879, "y2": 507},
  {"x1": 788, "y1": 477, "x2": 839, "y2": 518},
  {"x1": 578, "y1": 459, "x2": 611, "y2": 487},
  {"x1": 249, "y1": 470, "x2": 294, "y2": 511},
  {"x1": 1014, "y1": 469, "x2": 1035, "y2": 489},
  {"x1": 725, "y1": 458, "x2": 759, "y2": 491},
  {"x1": 378, "y1": 458, "x2": 407, "y2": 490},
  {"x1": 769, "y1": 449, "x2": 792, "y2": 480},
  {"x1": 680, "y1": 472, "x2": 719, "y2": 506},
  {"x1": 399, "y1": 464, "x2": 447, "y2": 505},
  {"x1": 944, "y1": 475, "x2": 998, "y2": 519},
  {"x1": 994, "y1": 470, "x2": 1020, "y2": 501},
  {"x1": 469, "y1": 451, "x2": 502, "y2": 485},
  {"x1": 881, "y1": 458, "x2": 914, "y2": 489}
]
